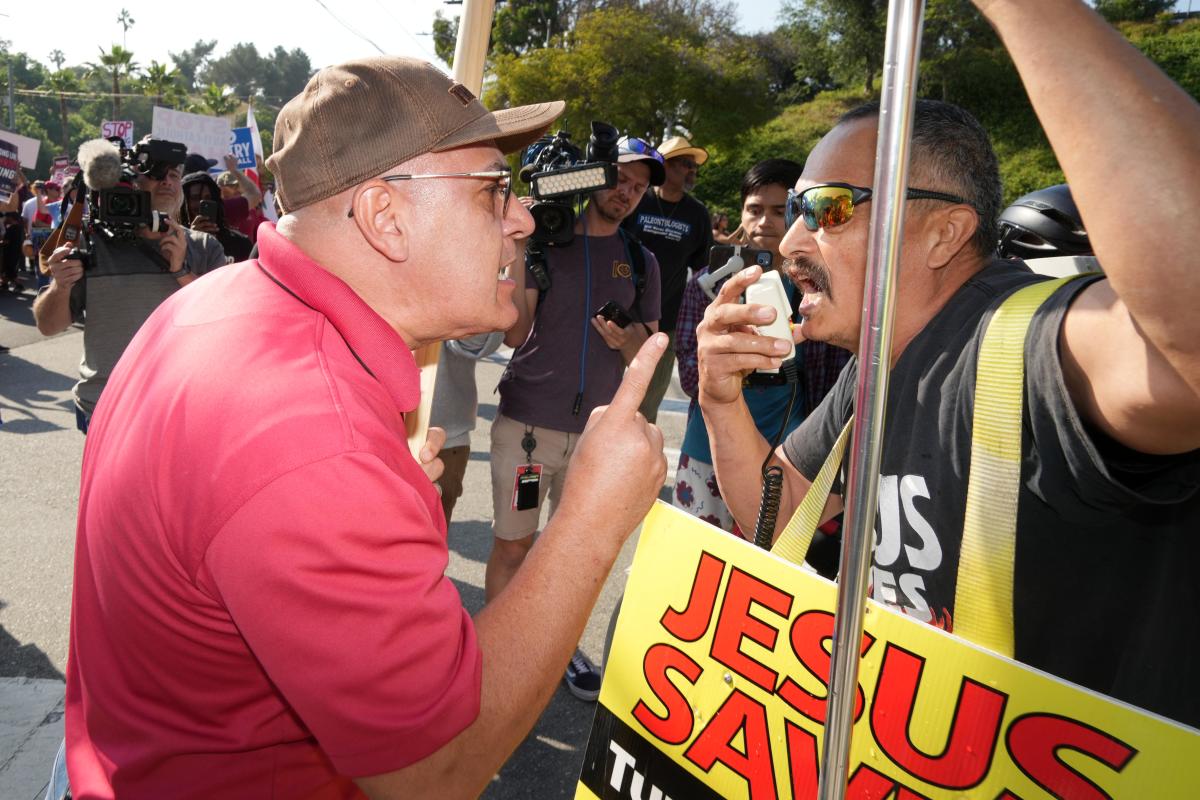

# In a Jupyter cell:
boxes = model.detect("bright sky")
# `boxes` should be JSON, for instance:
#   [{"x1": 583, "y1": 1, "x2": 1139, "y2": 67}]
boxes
[{"x1": 0, "y1": 1, "x2": 785, "y2": 76}]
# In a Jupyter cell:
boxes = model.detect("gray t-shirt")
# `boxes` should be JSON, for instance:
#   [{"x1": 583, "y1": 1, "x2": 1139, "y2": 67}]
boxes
[
  {"x1": 498, "y1": 232, "x2": 661, "y2": 434},
  {"x1": 781, "y1": 259, "x2": 1200, "y2": 726},
  {"x1": 430, "y1": 332, "x2": 504, "y2": 450},
  {"x1": 61, "y1": 230, "x2": 226, "y2": 413}
]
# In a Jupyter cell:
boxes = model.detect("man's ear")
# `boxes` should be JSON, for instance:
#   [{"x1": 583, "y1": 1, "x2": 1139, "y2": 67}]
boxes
[
  {"x1": 925, "y1": 205, "x2": 979, "y2": 269},
  {"x1": 349, "y1": 181, "x2": 409, "y2": 263}
]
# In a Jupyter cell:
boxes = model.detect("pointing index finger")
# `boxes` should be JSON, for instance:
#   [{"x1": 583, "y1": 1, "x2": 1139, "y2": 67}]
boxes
[{"x1": 608, "y1": 333, "x2": 668, "y2": 416}]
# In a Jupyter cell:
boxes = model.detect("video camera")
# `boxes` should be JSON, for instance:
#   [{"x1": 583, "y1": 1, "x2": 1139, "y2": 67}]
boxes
[
  {"x1": 90, "y1": 135, "x2": 186, "y2": 241},
  {"x1": 519, "y1": 121, "x2": 620, "y2": 293},
  {"x1": 41, "y1": 135, "x2": 188, "y2": 273}
]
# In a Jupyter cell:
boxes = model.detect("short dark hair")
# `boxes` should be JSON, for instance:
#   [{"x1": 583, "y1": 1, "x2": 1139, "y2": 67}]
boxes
[
  {"x1": 837, "y1": 99, "x2": 1001, "y2": 258},
  {"x1": 741, "y1": 158, "x2": 803, "y2": 204}
]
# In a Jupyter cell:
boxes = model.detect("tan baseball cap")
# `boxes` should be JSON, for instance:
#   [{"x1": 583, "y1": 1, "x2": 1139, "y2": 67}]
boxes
[{"x1": 268, "y1": 56, "x2": 565, "y2": 212}]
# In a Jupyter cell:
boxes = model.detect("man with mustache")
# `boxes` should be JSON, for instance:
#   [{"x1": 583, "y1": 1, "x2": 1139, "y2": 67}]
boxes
[
  {"x1": 696, "y1": 0, "x2": 1200, "y2": 728},
  {"x1": 490, "y1": 136, "x2": 665, "y2": 701},
  {"x1": 673, "y1": 158, "x2": 850, "y2": 536}
]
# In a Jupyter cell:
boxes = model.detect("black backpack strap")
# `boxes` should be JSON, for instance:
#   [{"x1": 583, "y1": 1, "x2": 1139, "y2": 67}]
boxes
[{"x1": 617, "y1": 228, "x2": 647, "y2": 326}]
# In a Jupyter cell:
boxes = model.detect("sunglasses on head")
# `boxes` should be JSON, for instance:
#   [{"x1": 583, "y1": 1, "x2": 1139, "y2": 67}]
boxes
[
  {"x1": 784, "y1": 182, "x2": 969, "y2": 232},
  {"x1": 619, "y1": 137, "x2": 664, "y2": 164}
]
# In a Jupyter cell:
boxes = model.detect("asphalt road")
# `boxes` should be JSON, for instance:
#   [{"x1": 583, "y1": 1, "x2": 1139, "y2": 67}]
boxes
[{"x1": 0, "y1": 275, "x2": 690, "y2": 799}]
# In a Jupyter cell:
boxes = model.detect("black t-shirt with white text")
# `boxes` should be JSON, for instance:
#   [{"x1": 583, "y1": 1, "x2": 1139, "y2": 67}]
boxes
[
  {"x1": 782, "y1": 259, "x2": 1200, "y2": 727},
  {"x1": 622, "y1": 191, "x2": 711, "y2": 332}
]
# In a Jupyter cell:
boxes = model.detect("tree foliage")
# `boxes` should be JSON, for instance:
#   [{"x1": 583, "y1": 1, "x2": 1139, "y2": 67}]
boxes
[
  {"x1": 168, "y1": 40, "x2": 218, "y2": 90},
  {"x1": 780, "y1": 0, "x2": 886, "y2": 96},
  {"x1": 88, "y1": 45, "x2": 138, "y2": 119},
  {"x1": 1095, "y1": 0, "x2": 1175, "y2": 23},
  {"x1": 488, "y1": 4, "x2": 772, "y2": 151}
]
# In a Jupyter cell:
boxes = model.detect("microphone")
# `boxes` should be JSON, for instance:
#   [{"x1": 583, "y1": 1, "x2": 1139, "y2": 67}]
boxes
[{"x1": 77, "y1": 139, "x2": 124, "y2": 191}]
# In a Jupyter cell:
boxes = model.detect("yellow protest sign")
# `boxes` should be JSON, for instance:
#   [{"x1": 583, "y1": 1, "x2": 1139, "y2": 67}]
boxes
[{"x1": 576, "y1": 502, "x2": 1199, "y2": 799}]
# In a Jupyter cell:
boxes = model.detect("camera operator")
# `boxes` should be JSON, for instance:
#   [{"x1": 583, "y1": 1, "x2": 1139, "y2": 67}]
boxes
[
  {"x1": 32, "y1": 137, "x2": 226, "y2": 433},
  {"x1": 181, "y1": 170, "x2": 252, "y2": 263},
  {"x1": 488, "y1": 134, "x2": 664, "y2": 701}
]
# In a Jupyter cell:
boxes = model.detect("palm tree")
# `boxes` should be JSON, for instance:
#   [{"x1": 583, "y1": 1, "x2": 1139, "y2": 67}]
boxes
[
  {"x1": 192, "y1": 83, "x2": 239, "y2": 117},
  {"x1": 117, "y1": 9, "x2": 135, "y2": 49},
  {"x1": 140, "y1": 60, "x2": 185, "y2": 109},
  {"x1": 90, "y1": 45, "x2": 138, "y2": 119},
  {"x1": 40, "y1": 70, "x2": 81, "y2": 154},
  {"x1": 49, "y1": 49, "x2": 65, "y2": 71}
]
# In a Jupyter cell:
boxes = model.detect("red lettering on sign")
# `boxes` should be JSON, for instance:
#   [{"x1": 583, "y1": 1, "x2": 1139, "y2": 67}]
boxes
[
  {"x1": 661, "y1": 551, "x2": 726, "y2": 642},
  {"x1": 783, "y1": 723, "x2": 933, "y2": 800},
  {"x1": 710, "y1": 567, "x2": 793, "y2": 693},
  {"x1": 785, "y1": 720, "x2": 819, "y2": 799},
  {"x1": 870, "y1": 644, "x2": 1007, "y2": 790},
  {"x1": 778, "y1": 610, "x2": 875, "y2": 724},
  {"x1": 685, "y1": 689, "x2": 777, "y2": 800},
  {"x1": 1006, "y1": 713, "x2": 1136, "y2": 800},
  {"x1": 632, "y1": 643, "x2": 702, "y2": 745}
]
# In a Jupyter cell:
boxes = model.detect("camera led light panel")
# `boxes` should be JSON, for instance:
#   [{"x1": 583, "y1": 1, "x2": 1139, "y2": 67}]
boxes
[{"x1": 532, "y1": 163, "x2": 616, "y2": 200}]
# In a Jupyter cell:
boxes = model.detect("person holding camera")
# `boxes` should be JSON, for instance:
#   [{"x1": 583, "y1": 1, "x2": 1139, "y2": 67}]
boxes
[
  {"x1": 181, "y1": 170, "x2": 252, "y2": 263},
  {"x1": 31, "y1": 138, "x2": 226, "y2": 433},
  {"x1": 487, "y1": 135, "x2": 664, "y2": 701}
]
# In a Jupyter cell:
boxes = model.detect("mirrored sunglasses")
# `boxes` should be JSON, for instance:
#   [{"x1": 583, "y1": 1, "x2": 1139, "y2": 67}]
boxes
[{"x1": 785, "y1": 182, "x2": 969, "y2": 232}]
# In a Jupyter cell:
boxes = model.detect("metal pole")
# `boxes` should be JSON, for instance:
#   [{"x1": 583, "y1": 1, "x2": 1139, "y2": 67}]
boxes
[
  {"x1": 451, "y1": 0, "x2": 496, "y2": 94},
  {"x1": 816, "y1": 0, "x2": 926, "y2": 797},
  {"x1": 406, "y1": 0, "x2": 496, "y2": 457}
]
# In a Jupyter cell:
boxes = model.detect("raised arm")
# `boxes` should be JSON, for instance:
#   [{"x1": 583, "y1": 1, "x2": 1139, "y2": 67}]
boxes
[
  {"x1": 976, "y1": 0, "x2": 1200, "y2": 453},
  {"x1": 356, "y1": 335, "x2": 669, "y2": 799}
]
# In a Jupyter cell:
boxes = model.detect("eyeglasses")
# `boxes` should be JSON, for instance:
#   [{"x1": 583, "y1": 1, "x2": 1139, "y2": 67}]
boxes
[
  {"x1": 381, "y1": 168, "x2": 513, "y2": 217},
  {"x1": 784, "y1": 182, "x2": 969, "y2": 232}
]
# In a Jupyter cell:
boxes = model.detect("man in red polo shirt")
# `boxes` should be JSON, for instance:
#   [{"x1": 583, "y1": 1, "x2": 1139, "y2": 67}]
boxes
[{"x1": 64, "y1": 56, "x2": 669, "y2": 799}]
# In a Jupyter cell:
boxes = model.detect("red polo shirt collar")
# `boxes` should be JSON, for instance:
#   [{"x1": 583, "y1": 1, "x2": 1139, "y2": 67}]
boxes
[{"x1": 255, "y1": 223, "x2": 420, "y2": 413}]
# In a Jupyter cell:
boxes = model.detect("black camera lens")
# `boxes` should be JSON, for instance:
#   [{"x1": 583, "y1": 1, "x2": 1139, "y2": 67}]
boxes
[
  {"x1": 106, "y1": 191, "x2": 138, "y2": 216},
  {"x1": 541, "y1": 206, "x2": 568, "y2": 235},
  {"x1": 530, "y1": 201, "x2": 576, "y2": 246}
]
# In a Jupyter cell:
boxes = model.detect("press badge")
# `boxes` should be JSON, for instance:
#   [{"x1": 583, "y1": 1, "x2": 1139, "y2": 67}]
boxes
[{"x1": 512, "y1": 463, "x2": 543, "y2": 511}]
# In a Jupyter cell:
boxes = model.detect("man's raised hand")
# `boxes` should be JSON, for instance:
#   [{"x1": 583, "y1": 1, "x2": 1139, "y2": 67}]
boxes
[
  {"x1": 696, "y1": 265, "x2": 793, "y2": 407},
  {"x1": 561, "y1": 334, "x2": 669, "y2": 538}
]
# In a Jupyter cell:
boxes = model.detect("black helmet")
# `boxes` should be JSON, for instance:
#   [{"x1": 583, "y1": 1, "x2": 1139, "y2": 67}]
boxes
[{"x1": 997, "y1": 184, "x2": 1091, "y2": 259}]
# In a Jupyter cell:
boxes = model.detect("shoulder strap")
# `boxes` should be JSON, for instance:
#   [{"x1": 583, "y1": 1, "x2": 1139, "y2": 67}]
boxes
[
  {"x1": 771, "y1": 419, "x2": 853, "y2": 566},
  {"x1": 617, "y1": 227, "x2": 647, "y2": 322},
  {"x1": 953, "y1": 274, "x2": 1082, "y2": 657},
  {"x1": 769, "y1": 275, "x2": 1085, "y2": 660}
]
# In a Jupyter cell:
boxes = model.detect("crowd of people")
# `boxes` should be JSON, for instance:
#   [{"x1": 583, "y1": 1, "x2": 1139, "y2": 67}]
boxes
[{"x1": 4, "y1": 0, "x2": 1194, "y2": 797}]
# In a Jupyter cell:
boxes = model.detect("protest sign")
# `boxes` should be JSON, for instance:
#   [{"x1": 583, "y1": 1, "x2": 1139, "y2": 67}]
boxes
[
  {"x1": 151, "y1": 107, "x2": 231, "y2": 165},
  {"x1": 0, "y1": 129, "x2": 42, "y2": 169},
  {"x1": 50, "y1": 156, "x2": 78, "y2": 188},
  {"x1": 229, "y1": 127, "x2": 256, "y2": 171},
  {"x1": 577, "y1": 502, "x2": 1200, "y2": 800},
  {"x1": 0, "y1": 140, "x2": 20, "y2": 202},
  {"x1": 101, "y1": 120, "x2": 135, "y2": 149}
]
